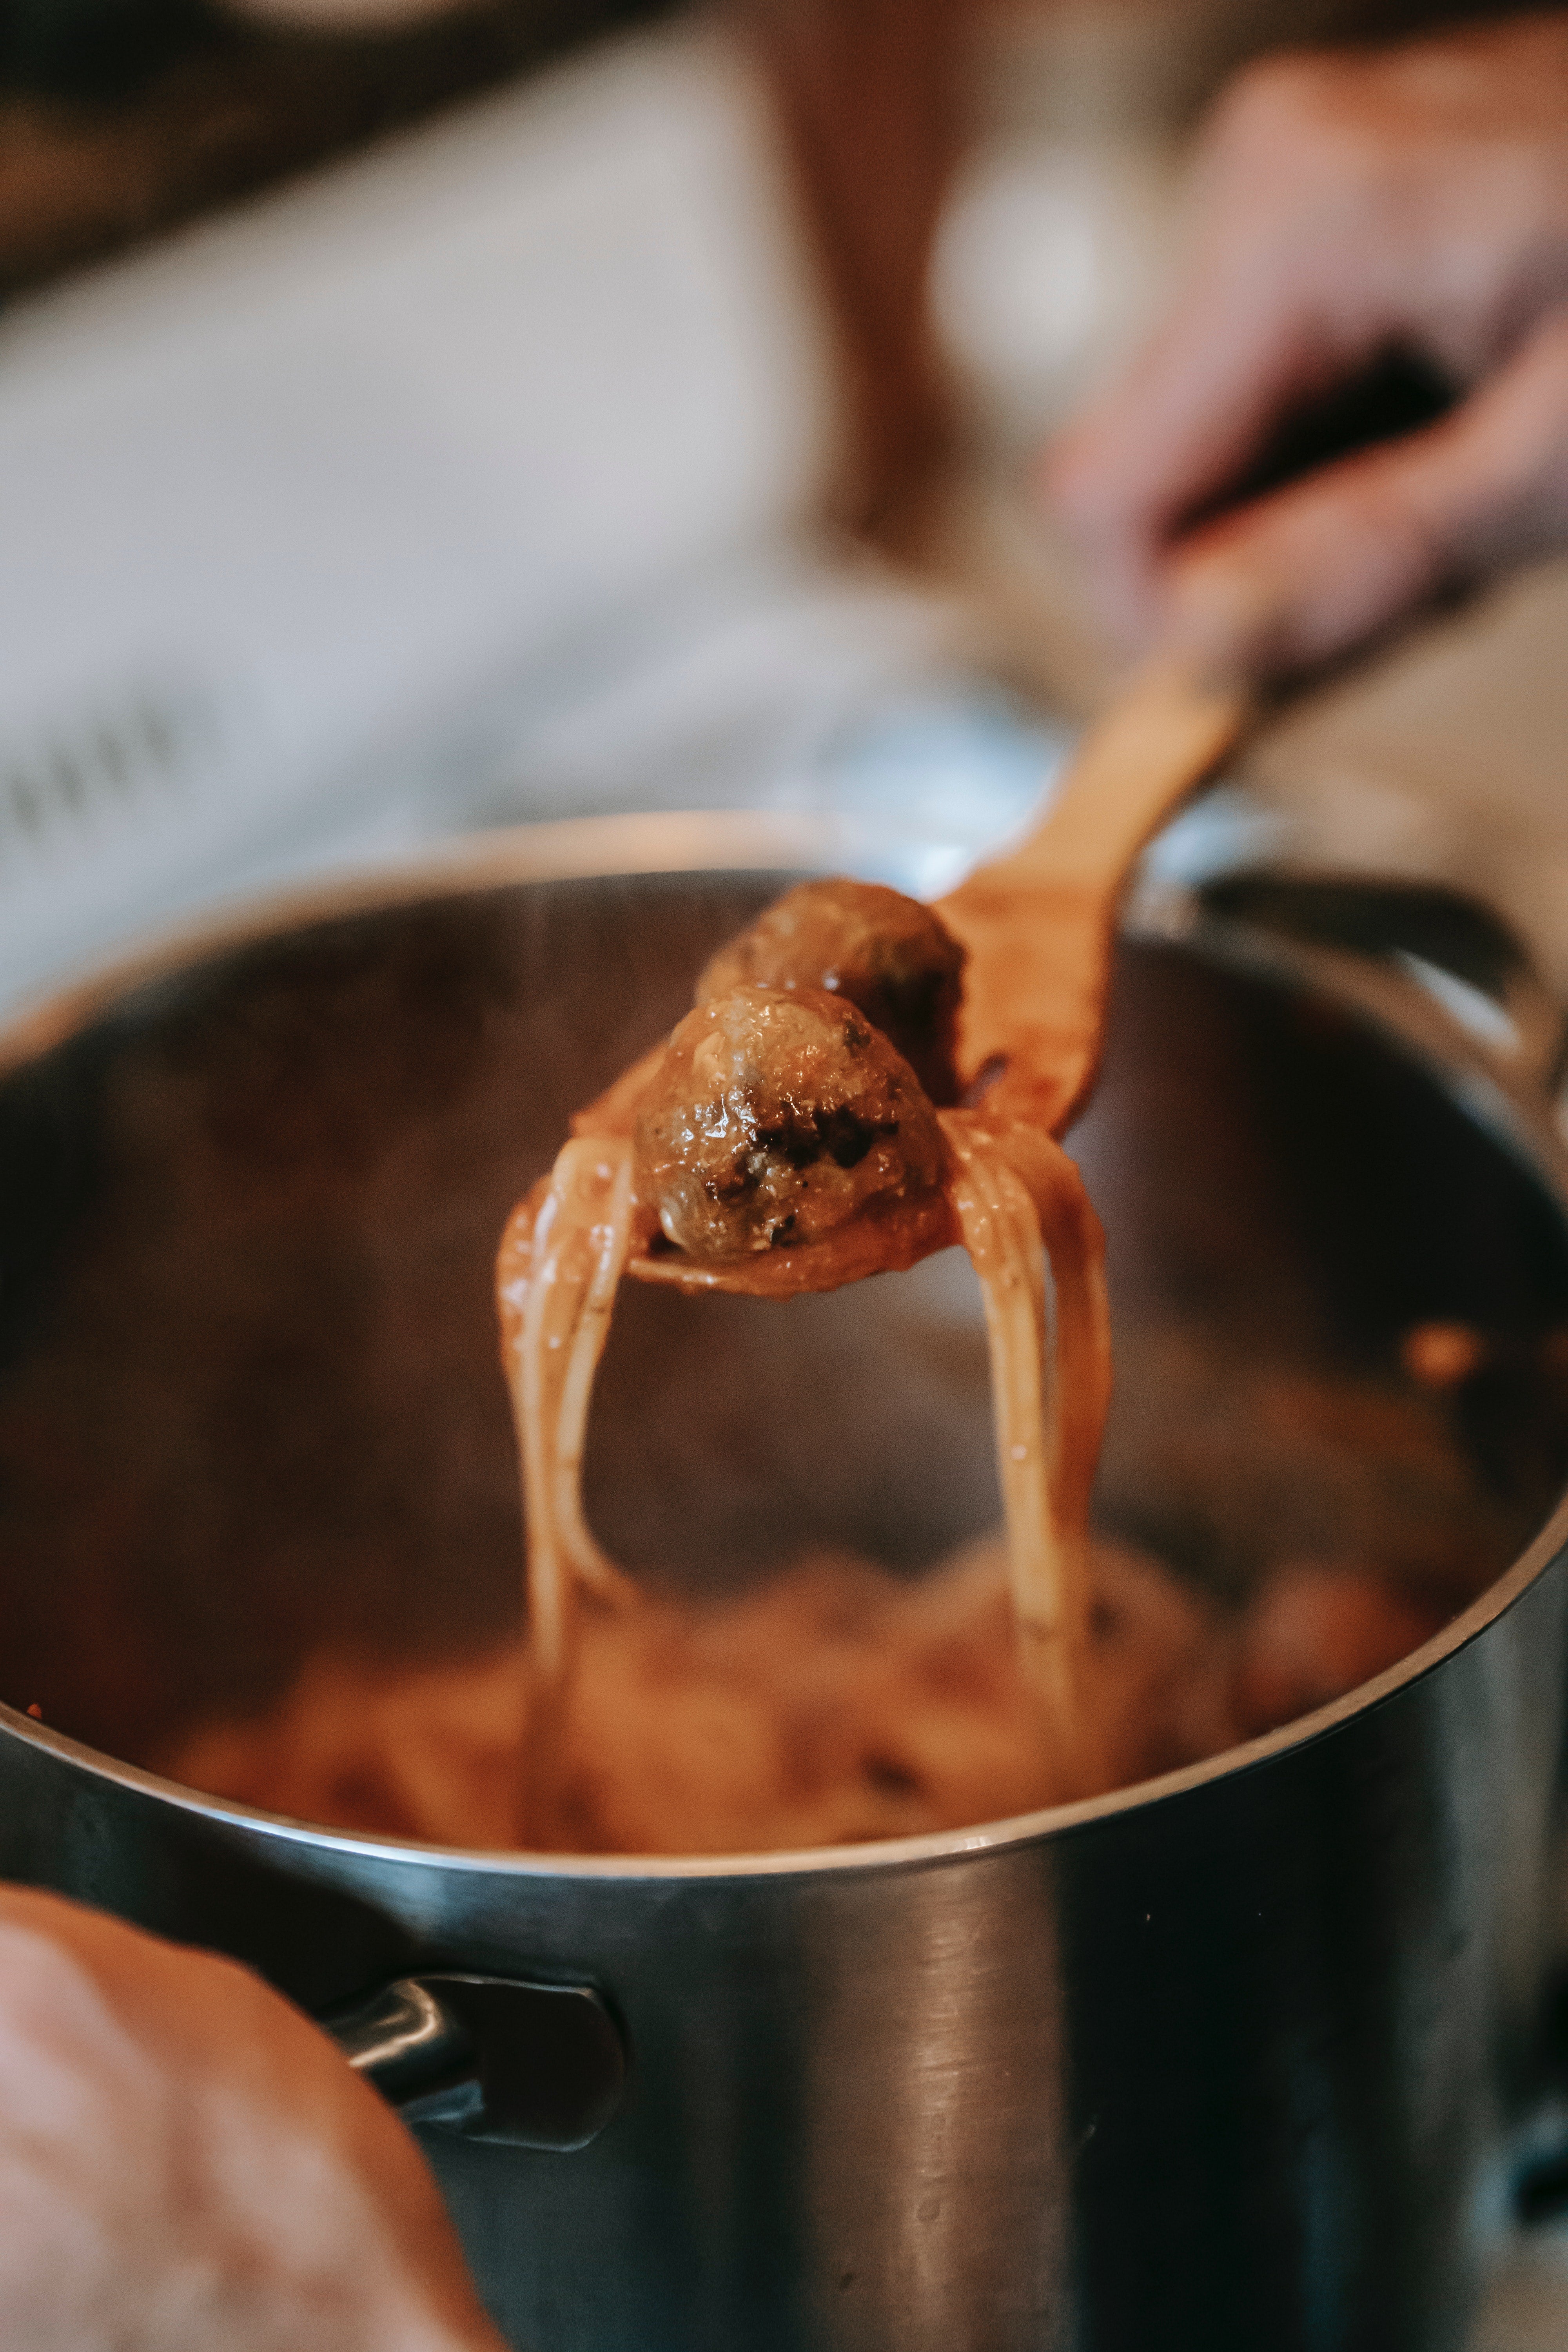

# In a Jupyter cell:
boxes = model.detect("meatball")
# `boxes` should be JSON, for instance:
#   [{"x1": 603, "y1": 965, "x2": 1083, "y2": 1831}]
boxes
[
  {"x1": 696, "y1": 879, "x2": 967, "y2": 1102},
  {"x1": 635, "y1": 985, "x2": 946, "y2": 1260},
  {"x1": 1232, "y1": 1562, "x2": 1453, "y2": 1737}
]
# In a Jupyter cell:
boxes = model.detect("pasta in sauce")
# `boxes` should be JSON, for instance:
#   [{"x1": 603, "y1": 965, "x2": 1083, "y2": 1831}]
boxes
[
  {"x1": 156, "y1": 879, "x2": 1499, "y2": 1854},
  {"x1": 493, "y1": 880, "x2": 1199, "y2": 1829}
]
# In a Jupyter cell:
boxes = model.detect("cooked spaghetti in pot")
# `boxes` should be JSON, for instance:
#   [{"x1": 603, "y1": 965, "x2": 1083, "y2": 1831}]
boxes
[{"x1": 151, "y1": 881, "x2": 1506, "y2": 1853}]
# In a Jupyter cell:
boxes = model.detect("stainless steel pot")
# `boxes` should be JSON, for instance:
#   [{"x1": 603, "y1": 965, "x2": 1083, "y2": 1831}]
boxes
[{"x1": 3, "y1": 811, "x2": 1568, "y2": 2352}]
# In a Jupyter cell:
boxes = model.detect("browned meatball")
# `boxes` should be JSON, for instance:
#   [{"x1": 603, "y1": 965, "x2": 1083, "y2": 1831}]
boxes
[
  {"x1": 1232, "y1": 1562, "x2": 1453, "y2": 1737},
  {"x1": 696, "y1": 879, "x2": 967, "y2": 1102},
  {"x1": 635, "y1": 985, "x2": 946, "y2": 1260}
]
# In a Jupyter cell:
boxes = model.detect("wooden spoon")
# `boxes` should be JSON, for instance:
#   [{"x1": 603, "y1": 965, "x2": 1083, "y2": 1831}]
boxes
[
  {"x1": 614, "y1": 653, "x2": 1250, "y2": 1296},
  {"x1": 938, "y1": 652, "x2": 1250, "y2": 1134}
]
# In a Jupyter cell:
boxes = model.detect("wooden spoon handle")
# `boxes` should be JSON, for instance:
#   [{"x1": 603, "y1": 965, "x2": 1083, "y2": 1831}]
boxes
[{"x1": 936, "y1": 656, "x2": 1250, "y2": 1132}]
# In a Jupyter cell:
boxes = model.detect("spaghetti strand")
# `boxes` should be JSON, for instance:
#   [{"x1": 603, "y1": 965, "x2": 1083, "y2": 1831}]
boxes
[
  {"x1": 942, "y1": 1117, "x2": 1112, "y2": 1774},
  {"x1": 497, "y1": 1137, "x2": 635, "y2": 1681}
]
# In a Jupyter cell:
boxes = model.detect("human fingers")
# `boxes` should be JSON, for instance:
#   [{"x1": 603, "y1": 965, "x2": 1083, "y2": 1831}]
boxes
[
  {"x1": 1044, "y1": 303, "x2": 1334, "y2": 647},
  {"x1": 1044, "y1": 26, "x2": 1568, "y2": 645},
  {"x1": 1158, "y1": 308, "x2": 1568, "y2": 679},
  {"x1": 1044, "y1": 53, "x2": 1414, "y2": 639}
]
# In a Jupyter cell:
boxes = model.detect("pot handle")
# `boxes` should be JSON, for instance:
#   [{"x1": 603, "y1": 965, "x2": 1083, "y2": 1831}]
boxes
[
  {"x1": 1191, "y1": 869, "x2": 1568, "y2": 1108},
  {"x1": 324, "y1": 1972, "x2": 625, "y2": 2151}
]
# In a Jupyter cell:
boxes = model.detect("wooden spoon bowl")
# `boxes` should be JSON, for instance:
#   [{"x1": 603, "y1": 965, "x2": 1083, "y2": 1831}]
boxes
[{"x1": 576, "y1": 656, "x2": 1249, "y2": 1299}]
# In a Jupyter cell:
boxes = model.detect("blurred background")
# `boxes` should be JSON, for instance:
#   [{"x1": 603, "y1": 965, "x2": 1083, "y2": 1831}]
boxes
[{"x1": 7, "y1": 0, "x2": 1568, "y2": 1022}]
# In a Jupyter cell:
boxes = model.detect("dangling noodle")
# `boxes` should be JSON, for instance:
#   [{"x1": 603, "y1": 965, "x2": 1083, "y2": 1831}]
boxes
[
  {"x1": 941, "y1": 1116, "x2": 1111, "y2": 1774},
  {"x1": 498, "y1": 1109, "x2": 1112, "y2": 1785},
  {"x1": 943, "y1": 1134, "x2": 1062, "y2": 1672},
  {"x1": 496, "y1": 1138, "x2": 636, "y2": 1680},
  {"x1": 959, "y1": 1115, "x2": 1114, "y2": 1543}
]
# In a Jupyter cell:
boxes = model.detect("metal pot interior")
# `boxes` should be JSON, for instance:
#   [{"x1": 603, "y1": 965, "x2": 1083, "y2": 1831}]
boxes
[{"x1": 2, "y1": 857, "x2": 1567, "y2": 1827}]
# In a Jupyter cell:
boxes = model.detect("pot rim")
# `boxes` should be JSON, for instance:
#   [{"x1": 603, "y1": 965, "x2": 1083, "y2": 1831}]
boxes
[{"x1": 4, "y1": 806, "x2": 1566, "y2": 1886}]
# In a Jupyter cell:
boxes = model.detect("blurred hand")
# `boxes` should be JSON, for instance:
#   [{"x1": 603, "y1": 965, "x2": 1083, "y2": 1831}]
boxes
[
  {"x1": 1045, "y1": 14, "x2": 1568, "y2": 679},
  {"x1": 0, "y1": 1887, "x2": 506, "y2": 2352}
]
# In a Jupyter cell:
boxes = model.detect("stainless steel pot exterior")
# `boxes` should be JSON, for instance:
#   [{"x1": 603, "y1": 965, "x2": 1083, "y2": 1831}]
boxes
[
  {"x1": 4, "y1": 1581, "x2": 1566, "y2": 2352},
  {"x1": 1, "y1": 818, "x2": 1567, "y2": 2352}
]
